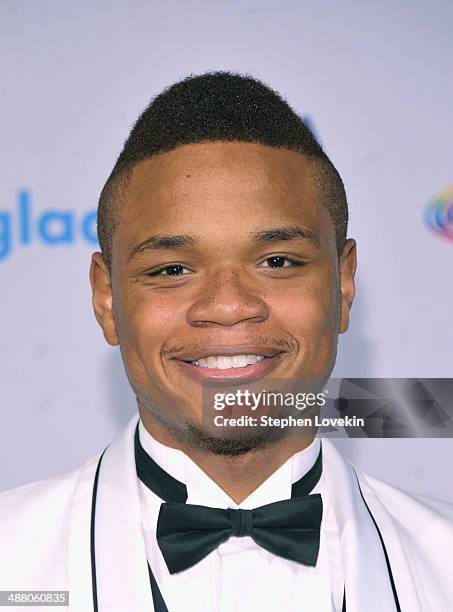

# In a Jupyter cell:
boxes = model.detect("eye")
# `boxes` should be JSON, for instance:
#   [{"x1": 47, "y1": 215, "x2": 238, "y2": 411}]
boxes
[
  {"x1": 260, "y1": 256, "x2": 304, "y2": 268},
  {"x1": 146, "y1": 264, "x2": 191, "y2": 277}
]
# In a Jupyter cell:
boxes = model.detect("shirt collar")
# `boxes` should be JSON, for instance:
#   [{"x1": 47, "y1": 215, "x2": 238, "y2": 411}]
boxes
[{"x1": 138, "y1": 419, "x2": 321, "y2": 509}]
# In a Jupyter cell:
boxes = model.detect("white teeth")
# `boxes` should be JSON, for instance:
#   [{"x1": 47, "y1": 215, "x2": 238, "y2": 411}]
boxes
[
  {"x1": 216, "y1": 356, "x2": 232, "y2": 369},
  {"x1": 233, "y1": 355, "x2": 249, "y2": 368},
  {"x1": 192, "y1": 354, "x2": 265, "y2": 369},
  {"x1": 206, "y1": 356, "x2": 217, "y2": 368},
  {"x1": 246, "y1": 355, "x2": 260, "y2": 365}
]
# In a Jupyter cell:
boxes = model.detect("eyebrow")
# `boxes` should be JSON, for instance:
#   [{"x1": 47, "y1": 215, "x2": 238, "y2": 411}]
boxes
[
  {"x1": 127, "y1": 224, "x2": 319, "y2": 262},
  {"x1": 250, "y1": 225, "x2": 320, "y2": 246},
  {"x1": 128, "y1": 233, "x2": 197, "y2": 262}
]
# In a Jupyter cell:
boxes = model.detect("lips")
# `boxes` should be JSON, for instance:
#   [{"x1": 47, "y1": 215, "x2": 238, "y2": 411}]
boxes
[
  {"x1": 172, "y1": 346, "x2": 285, "y2": 384},
  {"x1": 173, "y1": 345, "x2": 284, "y2": 362}
]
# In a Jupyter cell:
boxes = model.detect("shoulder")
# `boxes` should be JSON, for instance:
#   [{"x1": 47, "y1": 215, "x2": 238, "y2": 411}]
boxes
[
  {"x1": 322, "y1": 438, "x2": 453, "y2": 524},
  {"x1": 0, "y1": 457, "x2": 100, "y2": 590},
  {"x1": 359, "y1": 470, "x2": 453, "y2": 595},
  {"x1": 0, "y1": 463, "x2": 86, "y2": 527},
  {"x1": 361, "y1": 470, "x2": 453, "y2": 524},
  {"x1": 323, "y1": 439, "x2": 453, "y2": 595},
  {"x1": 0, "y1": 464, "x2": 84, "y2": 552}
]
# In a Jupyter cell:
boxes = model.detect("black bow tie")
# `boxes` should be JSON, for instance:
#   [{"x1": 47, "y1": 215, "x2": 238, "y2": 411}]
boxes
[
  {"x1": 135, "y1": 424, "x2": 323, "y2": 575},
  {"x1": 157, "y1": 494, "x2": 322, "y2": 574}
]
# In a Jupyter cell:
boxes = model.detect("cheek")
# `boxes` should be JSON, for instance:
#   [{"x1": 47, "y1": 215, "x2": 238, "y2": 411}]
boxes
[
  {"x1": 271, "y1": 277, "x2": 340, "y2": 354},
  {"x1": 119, "y1": 288, "x2": 184, "y2": 339},
  {"x1": 273, "y1": 278, "x2": 337, "y2": 324},
  {"x1": 115, "y1": 292, "x2": 184, "y2": 383}
]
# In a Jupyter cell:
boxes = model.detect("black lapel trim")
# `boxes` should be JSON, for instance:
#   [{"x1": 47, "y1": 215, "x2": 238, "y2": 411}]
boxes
[
  {"x1": 147, "y1": 563, "x2": 169, "y2": 612},
  {"x1": 135, "y1": 423, "x2": 187, "y2": 503},
  {"x1": 342, "y1": 587, "x2": 346, "y2": 611},
  {"x1": 291, "y1": 446, "x2": 322, "y2": 497},
  {"x1": 355, "y1": 473, "x2": 401, "y2": 612},
  {"x1": 90, "y1": 448, "x2": 108, "y2": 612}
]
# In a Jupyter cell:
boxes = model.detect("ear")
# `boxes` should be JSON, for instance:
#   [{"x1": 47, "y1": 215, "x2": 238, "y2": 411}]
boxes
[
  {"x1": 90, "y1": 252, "x2": 119, "y2": 345},
  {"x1": 338, "y1": 239, "x2": 357, "y2": 334}
]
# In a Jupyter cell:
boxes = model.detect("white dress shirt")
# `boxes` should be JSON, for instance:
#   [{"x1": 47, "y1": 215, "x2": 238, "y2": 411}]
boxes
[{"x1": 137, "y1": 420, "x2": 344, "y2": 611}]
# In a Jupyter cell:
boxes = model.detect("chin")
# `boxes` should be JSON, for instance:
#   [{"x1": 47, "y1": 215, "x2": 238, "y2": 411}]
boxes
[{"x1": 184, "y1": 419, "x2": 287, "y2": 456}]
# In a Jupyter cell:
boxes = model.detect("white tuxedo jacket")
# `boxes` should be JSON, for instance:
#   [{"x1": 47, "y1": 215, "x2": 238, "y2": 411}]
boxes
[{"x1": 1, "y1": 415, "x2": 452, "y2": 611}]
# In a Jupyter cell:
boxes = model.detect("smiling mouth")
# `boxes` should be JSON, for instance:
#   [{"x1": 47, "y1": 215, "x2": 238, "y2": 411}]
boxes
[
  {"x1": 173, "y1": 349, "x2": 285, "y2": 384},
  {"x1": 187, "y1": 354, "x2": 265, "y2": 369}
]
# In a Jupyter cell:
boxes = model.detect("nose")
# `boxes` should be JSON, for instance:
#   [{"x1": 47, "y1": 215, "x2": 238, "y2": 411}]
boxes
[{"x1": 186, "y1": 269, "x2": 269, "y2": 327}]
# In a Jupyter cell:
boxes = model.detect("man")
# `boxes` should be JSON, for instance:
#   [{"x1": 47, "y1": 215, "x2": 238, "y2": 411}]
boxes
[{"x1": 1, "y1": 72, "x2": 452, "y2": 612}]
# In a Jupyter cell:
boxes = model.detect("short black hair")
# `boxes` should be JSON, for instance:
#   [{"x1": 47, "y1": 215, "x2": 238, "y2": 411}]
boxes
[{"x1": 98, "y1": 71, "x2": 348, "y2": 268}]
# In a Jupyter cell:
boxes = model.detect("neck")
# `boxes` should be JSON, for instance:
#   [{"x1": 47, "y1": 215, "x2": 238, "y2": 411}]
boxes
[{"x1": 138, "y1": 407, "x2": 317, "y2": 504}]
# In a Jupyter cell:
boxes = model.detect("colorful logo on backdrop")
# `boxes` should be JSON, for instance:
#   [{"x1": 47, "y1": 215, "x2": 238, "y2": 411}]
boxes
[
  {"x1": 0, "y1": 190, "x2": 98, "y2": 261},
  {"x1": 424, "y1": 185, "x2": 453, "y2": 242}
]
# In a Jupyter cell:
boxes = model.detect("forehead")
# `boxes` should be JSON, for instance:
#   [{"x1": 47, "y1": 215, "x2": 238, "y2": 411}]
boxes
[
  {"x1": 115, "y1": 141, "x2": 335, "y2": 255},
  {"x1": 126, "y1": 141, "x2": 317, "y2": 203}
]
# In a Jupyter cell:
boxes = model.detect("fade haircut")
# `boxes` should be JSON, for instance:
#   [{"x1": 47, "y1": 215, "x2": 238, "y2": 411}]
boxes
[{"x1": 97, "y1": 71, "x2": 348, "y2": 268}]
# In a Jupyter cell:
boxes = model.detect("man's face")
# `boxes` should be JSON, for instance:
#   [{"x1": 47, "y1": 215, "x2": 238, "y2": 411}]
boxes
[{"x1": 91, "y1": 142, "x2": 356, "y2": 447}]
